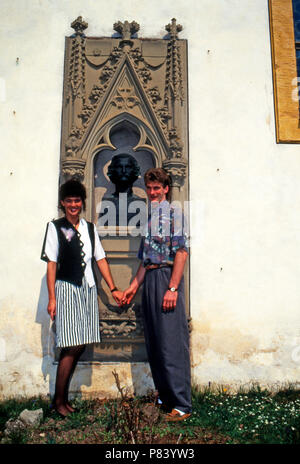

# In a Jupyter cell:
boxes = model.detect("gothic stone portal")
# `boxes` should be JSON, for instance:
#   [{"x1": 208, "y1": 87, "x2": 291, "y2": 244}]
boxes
[{"x1": 59, "y1": 18, "x2": 189, "y2": 361}]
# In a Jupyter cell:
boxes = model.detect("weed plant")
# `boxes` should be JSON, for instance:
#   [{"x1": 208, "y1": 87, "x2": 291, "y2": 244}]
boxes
[{"x1": 0, "y1": 386, "x2": 299, "y2": 444}]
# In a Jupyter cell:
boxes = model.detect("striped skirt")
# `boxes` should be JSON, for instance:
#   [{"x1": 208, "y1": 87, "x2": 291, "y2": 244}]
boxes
[{"x1": 54, "y1": 277, "x2": 101, "y2": 348}]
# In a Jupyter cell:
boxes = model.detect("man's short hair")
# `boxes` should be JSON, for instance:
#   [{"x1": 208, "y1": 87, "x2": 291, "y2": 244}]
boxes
[{"x1": 144, "y1": 168, "x2": 172, "y2": 201}]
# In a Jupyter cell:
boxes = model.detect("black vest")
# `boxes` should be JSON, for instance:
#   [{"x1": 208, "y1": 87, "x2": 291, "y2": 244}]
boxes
[{"x1": 41, "y1": 217, "x2": 95, "y2": 286}]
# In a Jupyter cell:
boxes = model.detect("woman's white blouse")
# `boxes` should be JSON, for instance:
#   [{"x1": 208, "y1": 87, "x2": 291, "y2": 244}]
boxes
[{"x1": 44, "y1": 218, "x2": 106, "y2": 287}]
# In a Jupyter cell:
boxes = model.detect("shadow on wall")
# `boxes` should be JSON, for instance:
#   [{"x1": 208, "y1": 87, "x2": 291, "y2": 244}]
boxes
[
  {"x1": 35, "y1": 275, "x2": 93, "y2": 400},
  {"x1": 35, "y1": 274, "x2": 153, "y2": 400}
]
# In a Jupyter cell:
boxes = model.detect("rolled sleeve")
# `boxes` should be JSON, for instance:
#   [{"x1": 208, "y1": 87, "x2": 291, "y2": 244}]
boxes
[{"x1": 171, "y1": 234, "x2": 189, "y2": 254}]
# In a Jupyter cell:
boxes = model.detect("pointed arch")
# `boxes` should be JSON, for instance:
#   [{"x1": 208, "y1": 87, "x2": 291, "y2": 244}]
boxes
[
  {"x1": 59, "y1": 20, "x2": 189, "y2": 361},
  {"x1": 84, "y1": 112, "x2": 168, "y2": 219}
]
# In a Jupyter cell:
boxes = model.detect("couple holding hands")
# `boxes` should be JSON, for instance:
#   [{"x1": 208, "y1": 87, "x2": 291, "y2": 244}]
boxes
[{"x1": 41, "y1": 168, "x2": 191, "y2": 421}]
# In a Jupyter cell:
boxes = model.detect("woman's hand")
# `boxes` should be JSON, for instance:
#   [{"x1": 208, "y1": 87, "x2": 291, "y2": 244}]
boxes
[
  {"x1": 96, "y1": 259, "x2": 125, "y2": 306},
  {"x1": 47, "y1": 298, "x2": 56, "y2": 321},
  {"x1": 111, "y1": 290, "x2": 124, "y2": 306},
  {"x1": 47, "y1": 261, "x2": 57, "y2": 320}
]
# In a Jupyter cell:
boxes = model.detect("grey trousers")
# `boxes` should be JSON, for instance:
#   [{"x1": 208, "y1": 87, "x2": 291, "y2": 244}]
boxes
[{"x1": 142, "y1": 267, "x2": 192, "y2": 413}]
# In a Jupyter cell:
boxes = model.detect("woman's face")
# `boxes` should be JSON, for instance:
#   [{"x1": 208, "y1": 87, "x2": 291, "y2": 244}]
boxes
[{"x1": 61, "y1": 196, "x2": 83, "y2": 219}]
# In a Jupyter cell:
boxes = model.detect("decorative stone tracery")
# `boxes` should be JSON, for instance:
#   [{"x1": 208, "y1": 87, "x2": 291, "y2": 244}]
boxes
[
  {"x1": 59, "y1": 18, "x2": 189, "y2": 360},
  {"x1": 60, "y1": 17, "x2": 188, "y2": 201}
]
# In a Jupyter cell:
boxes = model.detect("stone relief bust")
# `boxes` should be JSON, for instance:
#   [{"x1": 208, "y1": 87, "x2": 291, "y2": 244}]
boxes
[
  {"x1": 99, "y1": 153, "x2": 146, "y2": 226},
  {"x1": 106, "y1": 153, "x2": 141, "y2": 199}
]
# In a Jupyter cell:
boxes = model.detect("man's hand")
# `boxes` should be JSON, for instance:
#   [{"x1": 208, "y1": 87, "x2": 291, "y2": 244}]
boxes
[
  {"x1": 47, "y1": 299, "x2": 56, "y2": 321},
  {"x1": 120, "y1": 263, "x2": 146, "y2": 306},
  {"x1": 111, "y1": 290, "x2": 124, "y2": 306},
  {"x1": 121, "y1": 287, "x2": 137, "y2": 305},
  {"x1": 162, "y1": 290, "x2": 178, "y2": 312}
]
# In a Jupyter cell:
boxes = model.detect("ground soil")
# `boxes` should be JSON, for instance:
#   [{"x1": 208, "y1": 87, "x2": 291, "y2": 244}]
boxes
[{"x1": 2, "y1": 399, "x2": 232, "y2": 445}]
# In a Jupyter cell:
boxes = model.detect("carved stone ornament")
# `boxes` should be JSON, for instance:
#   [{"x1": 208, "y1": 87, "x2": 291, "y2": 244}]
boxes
[
  {"x1": 61, "y1": 159, "x2": 86, "y2": 181},
  {"x1": 100, "y1": 318, "x2": 144, "y2": 339},
  {"x1": 111, "y1": 86, "x2": 141, "y2": 110},
  {"x1": 60, "y1": 17, "x2": 188, "y2": 191},
  {"x1": 114, "y1": 20, "x2": 140, "y2": 38},
  {"x1": 71, "y1": 16, "x2": 88, "y2": 36},
  {"x1": 59, "y1": 18, "x2": 189, "y2": 359},
  {"x1": 162, "y1": 158, "x2": 187, "y2": 189}
]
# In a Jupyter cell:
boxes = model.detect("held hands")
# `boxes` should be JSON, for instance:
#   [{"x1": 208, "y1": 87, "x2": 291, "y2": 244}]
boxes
[
  {"x1": 111, "y1": 288, "x2": 137, "y2": 307},
  {"x1": 121, "y1": 286, "x2": 137, "y2": 306},
  {"x1": 118, "y1": 263, "x2": 145, "y2": 307},
  {"x1": 114, "y1": 286, "x2": 177, "y2": 310},
  {"x1": 111, "y1": 290, "x2": 124, "y2": 306}
]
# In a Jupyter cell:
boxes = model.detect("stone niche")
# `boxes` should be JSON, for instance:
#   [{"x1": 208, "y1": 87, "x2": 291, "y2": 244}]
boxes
[{"x1": 58, "y1": 17, "x2": 189, "y2": 361}]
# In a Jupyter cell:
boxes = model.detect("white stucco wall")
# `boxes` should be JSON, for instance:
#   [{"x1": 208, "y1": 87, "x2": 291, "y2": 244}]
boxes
[{"x1": 0, "y1": 0, "x2": 299, "y2": 399}]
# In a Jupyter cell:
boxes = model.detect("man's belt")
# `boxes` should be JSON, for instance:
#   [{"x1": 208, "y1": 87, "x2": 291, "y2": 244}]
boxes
[{"x1": 145, "y1": 263, "x2": 173, "y2": 270}]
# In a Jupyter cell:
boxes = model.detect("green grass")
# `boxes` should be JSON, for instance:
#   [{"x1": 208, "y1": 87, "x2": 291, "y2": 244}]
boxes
[
  {"x1": 0, "y1": 388, "x2": 300, "y2": 444},
  {"x1": 179, "y1": 386, "x2": 300, "y2": 444},
  {"x1": 0, "y1": 396, "x2": 50, "y2": 431},
  {"x1": 0, "y1": 396, "x2": 51, "y2": 444}
]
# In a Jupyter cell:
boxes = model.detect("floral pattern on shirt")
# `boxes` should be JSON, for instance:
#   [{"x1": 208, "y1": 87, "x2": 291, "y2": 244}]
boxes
[{"x1": 138, "y1": 201, "x2": 189, "y2": 266}]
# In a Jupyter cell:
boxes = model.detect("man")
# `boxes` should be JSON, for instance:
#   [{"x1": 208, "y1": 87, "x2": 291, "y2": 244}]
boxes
[{"x1": 122, "y1": 168, "x2": 192, "y2": 421}]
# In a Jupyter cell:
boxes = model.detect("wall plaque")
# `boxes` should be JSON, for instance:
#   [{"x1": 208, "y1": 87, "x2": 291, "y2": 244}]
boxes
[{"x1": 59, "y1": 17, "x2": 189, "y2": 361}]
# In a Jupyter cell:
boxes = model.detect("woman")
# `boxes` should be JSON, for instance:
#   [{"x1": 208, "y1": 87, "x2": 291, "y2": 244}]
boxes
[{"x1": 41, "y1": 179, "x2": 123, "y2": 418}]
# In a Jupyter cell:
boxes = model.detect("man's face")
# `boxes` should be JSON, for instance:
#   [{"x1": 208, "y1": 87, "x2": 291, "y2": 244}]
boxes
[{"x1": 146, "y1": 181, "x2": 169, "y2": 203}]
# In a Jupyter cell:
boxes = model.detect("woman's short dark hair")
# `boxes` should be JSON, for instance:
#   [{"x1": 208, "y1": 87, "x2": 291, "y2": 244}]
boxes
[
  {"x1": 144, "y1": 168, "x2": 172, "y2": 201},
  {"x1": 58, "y1": 179, "x2": 87, "y2": 212}
]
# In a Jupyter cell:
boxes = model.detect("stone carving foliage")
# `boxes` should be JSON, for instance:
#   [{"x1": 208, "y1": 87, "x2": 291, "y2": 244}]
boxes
[
  {"x1": 165, "y1": 18, "x2": 184, "y2": 102},
  {"x1": 65, "y1": 125, "x2": 84, "y2": 157},
  {"x1": 62, "y1": 159, "x2": 86, "y2": 182},
  {"x1": 61, "y1": 16, "x2": 188, "y2": 188},
  {"x1": 78, "y1": 45, "x2": 123, "y2": 127},
  {"x1": 71, "y1": 16, "x2": 88, "y2": 36},
  {"x1": 113, "y1": 20, "x2": 140, "y2": 42},
  {"x1": 59, "y1": 18, "x2": 189, "y2": 353},
  {"x1": 111, "y1": 86, "x2": 140, "y2": 110},
  {"x1": 101, "y1": 319, "x2": 144, "y2": 339}
]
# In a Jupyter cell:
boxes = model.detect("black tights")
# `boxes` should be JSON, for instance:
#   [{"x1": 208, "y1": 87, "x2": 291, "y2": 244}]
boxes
[{"x1": 53, "y1": 345, "x2": 85, "y2": 412}]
